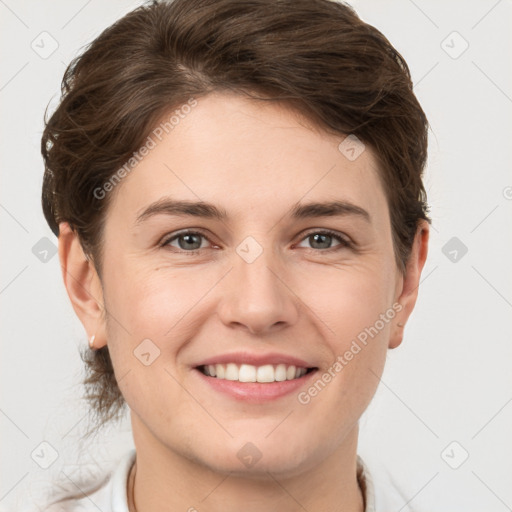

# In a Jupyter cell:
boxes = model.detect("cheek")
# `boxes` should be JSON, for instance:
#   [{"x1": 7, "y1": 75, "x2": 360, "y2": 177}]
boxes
[
  {"x1": 104, "y1": 261, "x2": 214, "y2": 340},
  {"x1": 101, "y1": 266, "x2": 203, "y2": 421},
  {"x1": 294, "y1": 259, "x2": 397, "y2": 343},
  {"x1": 295, "y1": 259, "x2": 394, "y2": 404},
  {"x1": 297, "y1": 271, "x2": 392, "y2": 438}
]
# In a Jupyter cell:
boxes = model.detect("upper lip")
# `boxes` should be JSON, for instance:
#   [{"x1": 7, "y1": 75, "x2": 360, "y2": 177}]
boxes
[{"x1": 195, "y1": 352, "x2": 315, "y2": 368}]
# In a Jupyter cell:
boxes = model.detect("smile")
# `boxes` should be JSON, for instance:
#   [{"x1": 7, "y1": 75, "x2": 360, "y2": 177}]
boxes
[{"x1": 198, "y1": 363, "x2": 314, "y2": 383}]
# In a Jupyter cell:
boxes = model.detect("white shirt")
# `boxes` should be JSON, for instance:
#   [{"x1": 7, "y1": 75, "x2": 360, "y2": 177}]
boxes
[{"x1": 44, "y1": 449, "x2": 408, "y2": 511}]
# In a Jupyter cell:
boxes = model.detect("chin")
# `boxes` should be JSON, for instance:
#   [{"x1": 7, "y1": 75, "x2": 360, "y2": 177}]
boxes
[{"x1": 192, "y1": 435, "x2": 321, "y2": 479}]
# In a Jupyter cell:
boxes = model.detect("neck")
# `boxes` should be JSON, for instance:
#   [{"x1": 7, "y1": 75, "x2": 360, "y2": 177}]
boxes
[{"x1": 128, "y1": 414, "x2": 364, "y2": 512}]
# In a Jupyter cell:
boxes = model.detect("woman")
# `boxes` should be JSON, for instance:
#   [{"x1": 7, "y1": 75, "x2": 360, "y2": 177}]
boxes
[{"x1": 41, "y1": 0, "x2": 429, "y2": 510}]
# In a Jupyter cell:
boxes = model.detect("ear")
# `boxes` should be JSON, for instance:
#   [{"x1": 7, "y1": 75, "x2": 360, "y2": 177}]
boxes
[
  {"x1": 58, "y1": 222, "x2": 107, "y2": 349},
  {"x1": 388, "y1": 220, "x2": 429, "y2": 349}
]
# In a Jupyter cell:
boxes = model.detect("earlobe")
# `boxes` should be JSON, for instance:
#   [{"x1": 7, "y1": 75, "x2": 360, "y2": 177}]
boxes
[
  {"x1": 389, "y1": 221, "x2": 429, "y2": 349},
  {"x1": 58, "y1": 222, "x2": 108, "y2": 350}
]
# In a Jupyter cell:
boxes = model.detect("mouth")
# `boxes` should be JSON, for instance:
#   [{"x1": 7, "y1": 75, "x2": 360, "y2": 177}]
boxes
[
  {"x1": 196, "y1": 363, "x2": 317, "y2": 383},
  {"x1": 192, "y1": 352, "x2": 319, "y2": 402}
]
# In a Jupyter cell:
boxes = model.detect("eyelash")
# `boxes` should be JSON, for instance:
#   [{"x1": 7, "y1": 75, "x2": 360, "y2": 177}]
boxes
[{"x1": 159, "y1": 229, "x2": 353, "y2": 255}]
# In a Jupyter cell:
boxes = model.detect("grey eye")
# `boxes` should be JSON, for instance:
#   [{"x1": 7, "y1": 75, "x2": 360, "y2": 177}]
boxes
[
  {"x1": 307, "y1": 233, "x2": 334, "y2": 249},
  {"x1": 166, "y1": 232, "x2": 207, "y2": 251},
  {"x1": 296, "y1": 231, "x2": 348, "y2": 250}
]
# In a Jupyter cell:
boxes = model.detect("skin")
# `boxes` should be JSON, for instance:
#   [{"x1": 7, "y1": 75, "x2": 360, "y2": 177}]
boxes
[{"x1": 59, "y1": 90, "x2": 429, "y2": 512}]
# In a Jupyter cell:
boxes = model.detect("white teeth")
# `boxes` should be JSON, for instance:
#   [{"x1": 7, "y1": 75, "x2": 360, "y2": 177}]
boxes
[
  {"x1": 215, "y1": 364, "x2": 225, "y2": 379},
  {"x1": 275, "y1": 364, "x2": 287, "y2": 381},
  {"x1": 225, "y1": 363, "x2": 238, "y2": 381},
  {"x1": 201, "y1": 363, "x2": 310, "y2": 383},
  {"x1": 239, "y1": 364, "x2": 256, "y2": 382},
  {"x1": 256, "y1": 364, "x2": 275, "y2": 383}
]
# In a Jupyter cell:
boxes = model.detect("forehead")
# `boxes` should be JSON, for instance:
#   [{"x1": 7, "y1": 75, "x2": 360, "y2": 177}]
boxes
[{"x1": 108, "y1": 91, "x2": 389, "y2": 226}]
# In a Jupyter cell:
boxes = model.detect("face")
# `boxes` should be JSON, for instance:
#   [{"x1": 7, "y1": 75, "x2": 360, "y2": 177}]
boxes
[{"x1": 82, "y1": 91, "x2": 414, "y2": 477}]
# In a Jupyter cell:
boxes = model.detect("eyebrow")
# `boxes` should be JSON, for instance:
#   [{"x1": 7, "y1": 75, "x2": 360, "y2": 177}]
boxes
[
  {"x1": 290, "y1": 200, "x2": 370, "y2": 222},
  {"x1": 135, "y1": 198, "x2": 370, "y2": 225}
]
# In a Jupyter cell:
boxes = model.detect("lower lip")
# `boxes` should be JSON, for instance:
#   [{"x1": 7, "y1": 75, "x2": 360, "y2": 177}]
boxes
[{"x1": 194, "y1": 368, "x2": 318, "y2": 402}]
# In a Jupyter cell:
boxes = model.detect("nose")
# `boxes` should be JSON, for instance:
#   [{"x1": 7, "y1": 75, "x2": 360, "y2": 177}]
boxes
[{"x1": 216, "y1": 245, "x2": 300, "y2": 336}]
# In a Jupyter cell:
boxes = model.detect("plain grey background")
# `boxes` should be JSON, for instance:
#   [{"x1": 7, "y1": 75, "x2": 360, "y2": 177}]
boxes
[{"x1": 1, "y1": 1, "x2": 511, "y2": 510}]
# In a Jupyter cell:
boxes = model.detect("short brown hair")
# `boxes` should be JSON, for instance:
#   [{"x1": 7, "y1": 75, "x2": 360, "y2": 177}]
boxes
[{"x1": 41, "y1": 0, "x2": 429, "y2": 436}]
